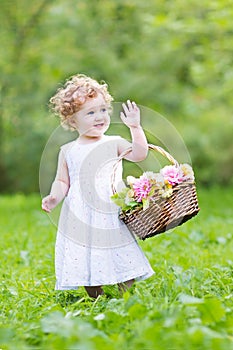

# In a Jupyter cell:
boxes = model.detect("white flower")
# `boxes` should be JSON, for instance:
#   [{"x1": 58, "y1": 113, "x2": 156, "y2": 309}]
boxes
[
  {"x1": 143, "y1": 172, "x2": 164, "y2": 188},
  {"x1": 143, "y1": 171, "x2": 156, "y2": 180},
  {"x1": 126, "y1": 176, "x2": 137, "y2": 186},
  {"x1": 153, "y1": 173, "x2": 165, "y2": 187},
  {"x1": 124, "y1": 189, "x2": 135, "y2": 205},
  {"x1": 180, "y1": 164, "x2": 195, "y2": 182},
  {"x1": 159, "y1": 187, "x2": 173, "y2": 198}
]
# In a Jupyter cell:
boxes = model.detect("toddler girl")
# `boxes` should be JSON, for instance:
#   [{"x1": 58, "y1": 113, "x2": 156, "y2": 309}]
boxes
[{"x1": 42, "y1": 74, "x2": 154, "y2": 298}]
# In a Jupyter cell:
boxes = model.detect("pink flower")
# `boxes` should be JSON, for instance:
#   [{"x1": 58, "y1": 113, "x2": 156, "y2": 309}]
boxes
[
  {"x1": 160, "y1": 165, "x2": 184, "y2": 186},
  {"x1": 133, "y1": 177, "x2": 151, "y2": 202}
]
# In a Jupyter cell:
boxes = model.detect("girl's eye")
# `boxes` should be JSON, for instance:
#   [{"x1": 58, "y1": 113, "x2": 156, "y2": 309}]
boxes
[
  {"x1": 87, "y1": 111, "x2": 95, "y2": 116},
  {"x1": 101, "y1": 108, "x2": 107, "y2": 112}
]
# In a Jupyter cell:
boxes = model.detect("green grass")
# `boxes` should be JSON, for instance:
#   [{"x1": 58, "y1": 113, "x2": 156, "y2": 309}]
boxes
[{"x1": 0, "y1": 187, "x2": 233, "y2": 350}]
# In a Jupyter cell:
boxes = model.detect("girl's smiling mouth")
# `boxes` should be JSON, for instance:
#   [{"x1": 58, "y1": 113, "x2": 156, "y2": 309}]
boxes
[{"x1": 94, "y1": 123, "x2": 105, "y2": 128}]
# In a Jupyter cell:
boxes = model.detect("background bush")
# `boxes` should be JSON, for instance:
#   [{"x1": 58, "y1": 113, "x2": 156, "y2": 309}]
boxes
[{"x1": 0, "y1": 0, "x2": 232, "y2": 192}]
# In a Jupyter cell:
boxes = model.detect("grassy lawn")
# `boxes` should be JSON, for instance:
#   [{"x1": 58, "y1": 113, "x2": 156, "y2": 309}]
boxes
[{"x1": 0, "y1": 187, "x2": 233, "y2": 350}]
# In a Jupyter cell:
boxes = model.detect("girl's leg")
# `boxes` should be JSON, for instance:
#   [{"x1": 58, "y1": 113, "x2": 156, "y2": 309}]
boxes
[
  {"x1": 85, "y1": 286, "x2": 104, "y2": 298},
  {"x1": 118, "y1": 278, "x2": 135, "y2": 293}
]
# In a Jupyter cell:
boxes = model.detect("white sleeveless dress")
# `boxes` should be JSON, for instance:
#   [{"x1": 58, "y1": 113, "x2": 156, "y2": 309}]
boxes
[{"x1": 55, "y1": 135, "x2": 154, "y2": 289}]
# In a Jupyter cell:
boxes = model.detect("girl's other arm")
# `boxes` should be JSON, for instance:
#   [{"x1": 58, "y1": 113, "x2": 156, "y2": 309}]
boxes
[
  {"x1": 118, "y1": 100, "x2": 148, "y2": 162},
  {"x1": 42, "y1": 149, "x2": 69, "y2": 212}
]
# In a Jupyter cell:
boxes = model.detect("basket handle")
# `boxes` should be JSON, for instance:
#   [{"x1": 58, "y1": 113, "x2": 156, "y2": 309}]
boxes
[{"x1": 111, "y1": 144, "x2": 179, "y2": 194}]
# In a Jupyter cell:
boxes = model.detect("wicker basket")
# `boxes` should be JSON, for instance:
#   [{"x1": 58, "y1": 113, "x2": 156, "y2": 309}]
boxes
[{"x1": 111, "y1": 144, "x2": 200, "y2": 240}]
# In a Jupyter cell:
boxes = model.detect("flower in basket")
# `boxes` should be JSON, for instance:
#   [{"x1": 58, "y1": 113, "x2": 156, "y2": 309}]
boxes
[
  {"x1": 159, "y1": 182, "x2": 173, "y2": 199},
  {"x1": 133, "y1": 176, "x2": 152, "y2": 202},
  {"x1": 124, "y1": 189, "x2": 135, "y2": 205},
  {"x1": 111, "y1": 163, "x2": 195, "y2": 213},
  {"x1": 160, "y1": 165, "x2": 184, "y2": 185},
  {"x1": 126, "y1": 176, "x2": 137, "y2": 186},
  {"x1": 143, "y1": 172, "x2": 164, "y2": 188},
  {"x1": 180, "y1": 163, "x2": 195, "y2": 182}
]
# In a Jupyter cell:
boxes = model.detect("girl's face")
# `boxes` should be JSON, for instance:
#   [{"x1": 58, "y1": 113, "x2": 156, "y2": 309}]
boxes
[{"x1": 71, "y1": 93, "x2": 110, "y2": 140}]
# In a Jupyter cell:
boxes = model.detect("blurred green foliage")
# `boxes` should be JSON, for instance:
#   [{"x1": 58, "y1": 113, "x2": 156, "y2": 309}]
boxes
[
  {"x1": 0, "y1": 189, "x2": 233, "y2": 348},
  {"x1": 0, "y1": 0, "x2": 232, "y2": 192}
]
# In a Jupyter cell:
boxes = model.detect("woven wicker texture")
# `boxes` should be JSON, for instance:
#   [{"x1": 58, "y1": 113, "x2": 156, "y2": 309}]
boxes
[{"x1": 112, "y1": 144, "x2": 200, "y2": 240}]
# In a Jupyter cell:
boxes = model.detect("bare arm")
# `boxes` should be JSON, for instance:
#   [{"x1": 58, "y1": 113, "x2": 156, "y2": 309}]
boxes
[
  {"x1": 118, "y1": 100, "x2": 148, "y2": 161},
  {"x1": 41, "y1": 149, "x2": 70, "y2": 212}
]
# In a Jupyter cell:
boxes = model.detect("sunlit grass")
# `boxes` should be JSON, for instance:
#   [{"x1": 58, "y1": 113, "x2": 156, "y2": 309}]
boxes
[{"x1": 0, "y1": 188, "x2": 233, "y2": 349}]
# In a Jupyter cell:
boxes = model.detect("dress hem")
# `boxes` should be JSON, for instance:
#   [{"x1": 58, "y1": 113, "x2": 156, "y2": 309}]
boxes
[{"x1": 55, "y1": 270, "x2": 154, "y2": 290}]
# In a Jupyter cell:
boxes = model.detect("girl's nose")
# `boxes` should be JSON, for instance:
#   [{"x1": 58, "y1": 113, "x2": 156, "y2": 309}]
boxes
[{"x1": 95, "y1": 113, "x2": 103, "y2": 121}]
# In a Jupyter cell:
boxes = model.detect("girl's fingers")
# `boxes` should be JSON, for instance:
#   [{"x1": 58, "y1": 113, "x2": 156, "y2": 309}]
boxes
[
  {"x1": 132, "y1": 101, "x2": 138, "y2": 109},
  {"x1": 121, "y1": 101, "x2": 139, "y2": 121},
  {"x1": 122, "y1": 100, "x2": 137, "y2": 114},
  {"x1": 123, "y1": 101, "x2": 133, "y2": 112},
  {"x1": 127, "y1": 100, "x2": 133, "y2": 111},
  {"x1": 42, "y1": 204, "x2": 49, "y2": 212},
  {"x1": 42, "y1": 196, "x2": 55, "y2": 212},
  {"x1": 122, "y1": 103, "x2": 128, "y2": 115},
  {"x1": 120, "y1": 112, "x2": 126, "y2": 120}
]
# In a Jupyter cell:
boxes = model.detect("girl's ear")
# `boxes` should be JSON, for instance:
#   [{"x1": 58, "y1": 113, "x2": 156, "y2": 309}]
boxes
[{"x1": 69, "y1": 116, "x2": 77, "y2": 128}]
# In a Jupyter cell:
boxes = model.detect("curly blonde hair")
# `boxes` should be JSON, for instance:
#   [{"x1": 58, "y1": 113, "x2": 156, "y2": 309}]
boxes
[{"x1": 49, "y1": 74, "x2": 113, "y2": 130}]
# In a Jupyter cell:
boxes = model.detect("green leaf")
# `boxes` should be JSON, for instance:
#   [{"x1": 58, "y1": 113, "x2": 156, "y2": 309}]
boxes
[
  {"x1": 128, "y1": 201, "x2": 139, "y2": 208},
  {"x1": 128, "y1": 303, "x2": 147, "y2": 319},
  {"x1": 142, "y1": 198, "x2": 150, "y2": 210},
  {"x1": 111, "y1": 197, "x2": 125, "y2": 207},
  {"x1": 197, "y1": 297, "x2": 226, "y2": 324}
]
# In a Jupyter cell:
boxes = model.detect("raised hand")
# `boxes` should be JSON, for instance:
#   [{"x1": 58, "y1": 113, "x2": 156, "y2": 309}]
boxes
[{"x1": 120, "y1": 100, "x2": 140, "y2": 128}]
